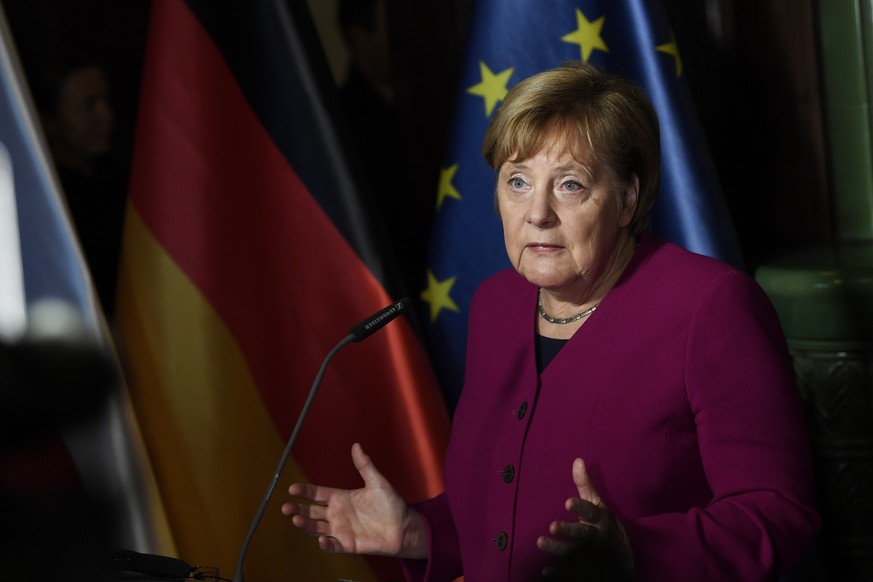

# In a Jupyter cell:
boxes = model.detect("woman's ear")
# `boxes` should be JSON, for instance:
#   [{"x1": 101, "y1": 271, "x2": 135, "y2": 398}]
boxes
[{"x1": 618, "y1": 173, "x2": 640, "y2": 228}]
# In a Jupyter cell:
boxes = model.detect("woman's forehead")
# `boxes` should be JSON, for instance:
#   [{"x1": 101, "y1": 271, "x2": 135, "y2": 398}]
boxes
[
  {"x1": 511, "y1": 123, "x2": 595, "y2": 157},
  {"x1": 506, "y1": 131, "x2": 596, "y2": 168}
]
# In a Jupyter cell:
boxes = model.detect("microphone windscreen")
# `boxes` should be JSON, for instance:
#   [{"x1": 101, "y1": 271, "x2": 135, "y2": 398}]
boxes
[{"x1": 348, "y1": 297, "x2": 409, "y2": 342}]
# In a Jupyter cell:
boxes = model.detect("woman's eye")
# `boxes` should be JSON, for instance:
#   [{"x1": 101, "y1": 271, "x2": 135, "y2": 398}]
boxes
[
  {"x1": 561, "y1": 180, "x2": 583, "y2": 192},
  {"x1": 508, "y1": 177, "x2": 526, "y2": 189}
]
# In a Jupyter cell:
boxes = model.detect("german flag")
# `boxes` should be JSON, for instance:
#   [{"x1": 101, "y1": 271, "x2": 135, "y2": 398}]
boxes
[{"x1": 116, "y1": 0, "x2": 450, "y2": 579}]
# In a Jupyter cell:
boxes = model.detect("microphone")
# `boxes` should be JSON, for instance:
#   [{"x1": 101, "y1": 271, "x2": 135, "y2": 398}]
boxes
[
  {"x1": 232, "y1": 297, "x2": 410, "y2": 582},
  {"x1": 348, "y1": 296, "x2": 408, "y2": 342}
]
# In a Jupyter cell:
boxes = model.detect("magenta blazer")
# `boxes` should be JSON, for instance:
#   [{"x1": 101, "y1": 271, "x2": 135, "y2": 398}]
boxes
[{"x1": 403, "y1": 234, "x2": 819, "y2": 581}]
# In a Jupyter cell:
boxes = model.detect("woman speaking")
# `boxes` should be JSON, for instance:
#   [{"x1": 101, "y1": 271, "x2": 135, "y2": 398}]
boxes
[{"x1": 281, "y1": 61, "x2": 819, "y2": 581}]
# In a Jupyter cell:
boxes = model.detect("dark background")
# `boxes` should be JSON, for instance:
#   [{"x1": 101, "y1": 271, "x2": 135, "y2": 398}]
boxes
[{"x1": 1, "y1": 0, "x2": 832, "y2": 277}]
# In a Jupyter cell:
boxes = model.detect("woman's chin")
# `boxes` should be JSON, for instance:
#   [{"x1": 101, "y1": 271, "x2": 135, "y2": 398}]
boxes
[{"x1": 519, "y1": 270, "x2": 582, "y2": 292}]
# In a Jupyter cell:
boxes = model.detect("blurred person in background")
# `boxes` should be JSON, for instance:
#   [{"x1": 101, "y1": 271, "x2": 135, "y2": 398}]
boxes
[{"x1": 31, "y1": 55, "x2": 128, "y2": 319}]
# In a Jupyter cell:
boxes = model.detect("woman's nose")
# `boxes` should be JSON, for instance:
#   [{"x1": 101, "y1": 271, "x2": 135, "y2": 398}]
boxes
[{"x1": 526, "y1": 186, "x2": 556, "y2": 227}]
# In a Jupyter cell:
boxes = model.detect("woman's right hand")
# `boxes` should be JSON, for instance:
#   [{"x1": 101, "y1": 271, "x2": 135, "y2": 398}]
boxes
[{"x1": 281, "y1": 442, "x2": 428, "y2": 559}]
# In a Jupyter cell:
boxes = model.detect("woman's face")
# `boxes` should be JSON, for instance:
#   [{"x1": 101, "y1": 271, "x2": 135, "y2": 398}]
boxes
[
  {"x1": 52, "y1": 66, "x2": 114, "y2": 159},
  {"x1": 497, "y1": 140, "x2": 637, "y2": 296}
]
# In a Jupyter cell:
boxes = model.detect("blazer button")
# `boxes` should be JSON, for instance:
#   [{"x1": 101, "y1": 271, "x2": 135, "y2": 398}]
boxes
[
  {"x1": 494, "y1": 531, "x2": 508, "y2": 550},
  {"x1": 502, "y1": 464, "x2": 515, "y2": 484},
  {"x1": 516, "y1": 402, "x2": 528, "y2": 419}
]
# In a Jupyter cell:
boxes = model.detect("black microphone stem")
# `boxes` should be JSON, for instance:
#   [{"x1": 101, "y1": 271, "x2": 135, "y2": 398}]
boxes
[{"x1": 232, "y1": 332, "x2": 355, "y2": 582}]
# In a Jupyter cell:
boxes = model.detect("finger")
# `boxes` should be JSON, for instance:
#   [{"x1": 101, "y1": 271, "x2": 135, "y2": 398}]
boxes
[
  {"x1": 565, "y1": 496, "x2": 603, "y2": 526},
  {"x1": 351, "y1": 442, "x2": 387, "y2": 489},
  {"x1": 572, "y1": 458, "x2": 603, "y2": 508},
  {"x1": 536, "y1": 534, "x2": 578, "y2": 556},
  {"x1": 542, "y1": 565, "x2": 558, "y2": 578},
  {"x1": 281, "y1": 501, "x2": 329, "y2": 522},
  {"x1": 287, "y1": 482, "x2": 306, "y2": 495},
  {"x1": 549, "y1": 518, "x2": 597, "y2": 541},
  {"x1": 317, "y1": 535, "x2": 349, "y2": 554},
  {"x1": 290, "y1": 513, "x2": 332, "y2": 537},
  {"x1": 288, "y1": 482, "x2": 339, "y2": 505}
]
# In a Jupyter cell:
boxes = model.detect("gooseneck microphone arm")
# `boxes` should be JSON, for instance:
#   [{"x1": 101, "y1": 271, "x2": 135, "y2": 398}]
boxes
[
  {"x1": 232, "y1": 298, "x2": 409, "y2": 582},
  {"x1": 232, "y1": 333, "x2": 351, "y2": 582}
]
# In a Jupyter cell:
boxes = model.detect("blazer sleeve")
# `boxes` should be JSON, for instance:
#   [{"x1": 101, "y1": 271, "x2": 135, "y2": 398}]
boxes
[
  {"x1": 623, "y1": 270, "x2": 820, "y2": 581},
  {"x1": 399, "y1": 493, "x2": 463, "y2": 582}
]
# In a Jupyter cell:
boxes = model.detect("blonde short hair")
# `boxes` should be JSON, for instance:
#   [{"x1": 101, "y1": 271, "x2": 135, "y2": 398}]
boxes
[{"x1": 482, "y1": 61, "x2": 660, "y2": 236}]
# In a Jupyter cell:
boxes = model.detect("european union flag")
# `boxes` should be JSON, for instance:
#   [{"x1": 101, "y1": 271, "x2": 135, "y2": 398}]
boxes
[{"x1": 421, "y1": 0, "x2": 743, "y2": 407}]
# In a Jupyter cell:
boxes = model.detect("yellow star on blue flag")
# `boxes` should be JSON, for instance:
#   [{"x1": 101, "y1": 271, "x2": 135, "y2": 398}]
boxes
[
  {"x1": 420, "y1": 270, "x2": 460, "y2": 322},
  {"x1": 561, "y1": 8, "x2": 609, "y2": 61},
  {"x1": 656, "y1": 37, "x2": 683, "y2": 77},
  {"x1": 436, "y1": 164, "x2": 462, "y2": 209},
  {"x1": 466, "y1": 61, "x2": 514, "y2": 116}
]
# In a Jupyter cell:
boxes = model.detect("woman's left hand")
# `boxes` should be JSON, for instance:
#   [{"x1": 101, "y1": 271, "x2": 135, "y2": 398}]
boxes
[{"x1": 537, "y1": 458, "x2": 633, "y2": 579}]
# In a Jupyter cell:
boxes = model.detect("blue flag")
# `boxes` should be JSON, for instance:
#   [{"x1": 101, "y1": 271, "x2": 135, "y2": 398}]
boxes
[
  {"x1": 421, "y1": 0, "x2": 743, "y2": 406},
  {"x1": 0, "y1": 24, "x2": 94, "y2": 318}
]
